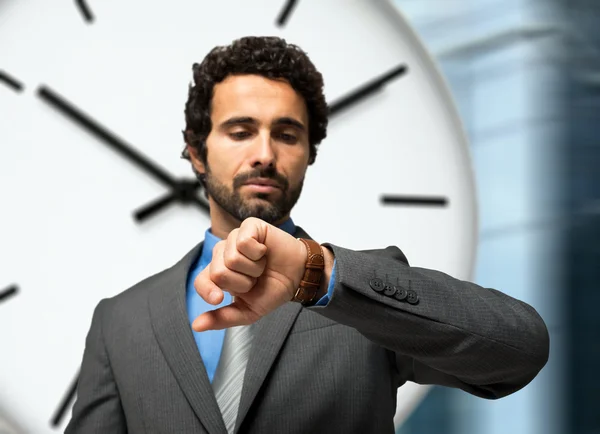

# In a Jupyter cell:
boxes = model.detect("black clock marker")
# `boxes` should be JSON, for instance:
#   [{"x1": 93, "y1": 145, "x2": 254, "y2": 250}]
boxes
[
  {"x1": 328, "y1": 64, "x2": 408, "y2": 117},
  {"x1": 0, "y1": 70, "x2": 24, "y2": 92},
  {"x1": 0, "y1": 285, "x2": 18, "y2": 303},
  {"x1": 381, "y1": 195, "x2": 448, "y2": 207},
  {"x1": 276, "y1": 0, "x2": 299, "y2": 27},
  {"x1": 75, "y1": 0, "x2": 94, "y2": 23},
  {"x1": 51, "y1": 371, "x2": 79, "y2": 428},
  {"x1": 37, "y1": 85, "x2": 209, "y2": 221}
]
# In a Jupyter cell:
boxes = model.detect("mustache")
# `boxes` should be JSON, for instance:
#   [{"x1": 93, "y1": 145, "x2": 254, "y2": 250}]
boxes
[{"x1": 233, "y1": 167, "x2": 289, "y2": 190}]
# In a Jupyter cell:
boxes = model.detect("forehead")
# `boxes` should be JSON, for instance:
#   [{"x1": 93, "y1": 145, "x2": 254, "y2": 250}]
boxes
[{"x1": 211, "y1": 74, "x2": 308, "y2": 125}]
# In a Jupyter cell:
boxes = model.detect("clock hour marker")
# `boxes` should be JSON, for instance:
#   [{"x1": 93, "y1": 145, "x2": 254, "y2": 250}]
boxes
[
  {"x1": 0, "y1": 285, "x2": 18, "y2": 303},
  {"x1": 51, "y1": 371, "x2": 79, "y2": 427},
  {"x1": 381, "y1": 195, "x2": 448, "y2": 207},
  {"x1": 276, "y1": 0, "x2": 299, "y2": 27},
  {"x1": 0, "y1": 70, "x2": 24, "y2": 92},
  {"x1": 328, "y1": 64, "x2": 408, "y2": 117},
  {"x1": 75, "y1": 0, "x2": 94, "y2": 23}
]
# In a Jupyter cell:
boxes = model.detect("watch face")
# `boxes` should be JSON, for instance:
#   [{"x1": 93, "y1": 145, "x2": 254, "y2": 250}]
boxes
[{"x1": 0, "y1": 0, "x2": 476, "y2": 432}]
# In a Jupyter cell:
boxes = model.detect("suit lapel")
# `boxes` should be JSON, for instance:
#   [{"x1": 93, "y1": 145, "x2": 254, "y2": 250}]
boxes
[
  {"x1": 234, "y1": 302, "x2": 302, "y2": 431},
  {"x1": 234, "y1": 226, "x2": 311, "y2": 431},
  {"x1": 148, "y1": 241, "x2": 227, "y2": 434}
]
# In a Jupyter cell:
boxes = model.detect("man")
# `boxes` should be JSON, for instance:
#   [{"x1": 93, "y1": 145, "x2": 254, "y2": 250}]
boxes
[{"x1": 66, "y1": 36, "x2": 550, "y2": 434}]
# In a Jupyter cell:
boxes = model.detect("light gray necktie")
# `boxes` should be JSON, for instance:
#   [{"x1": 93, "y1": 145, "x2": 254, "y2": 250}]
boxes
[{"x1": 212, "y1": 322, "x2": 255, "y2": 434}]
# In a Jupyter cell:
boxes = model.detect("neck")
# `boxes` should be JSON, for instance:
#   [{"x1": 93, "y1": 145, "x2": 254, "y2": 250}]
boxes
[{"x1": 207, "y1": 197, "x2": 291, "y2": 239}]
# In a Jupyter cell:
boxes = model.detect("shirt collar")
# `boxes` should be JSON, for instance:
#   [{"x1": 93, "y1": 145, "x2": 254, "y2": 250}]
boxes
[{"x1": 200, "y1": 217, "x2": 297, "y2": 264}]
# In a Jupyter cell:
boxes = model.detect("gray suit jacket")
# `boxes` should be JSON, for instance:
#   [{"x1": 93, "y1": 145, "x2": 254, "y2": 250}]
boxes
[{"x1": 65, "y1": 226, "x2": 549, "y2": 434}]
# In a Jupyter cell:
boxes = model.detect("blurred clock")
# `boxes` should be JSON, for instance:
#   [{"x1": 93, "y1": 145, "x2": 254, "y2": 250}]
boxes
[{"x1": 0, "y1": 0, "x2": 477, "y2": 432}]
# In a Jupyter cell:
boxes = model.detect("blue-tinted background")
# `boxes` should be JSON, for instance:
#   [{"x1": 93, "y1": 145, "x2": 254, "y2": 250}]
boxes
[{"x1": 394, "y1": 0, "x2": 599, "y2": 433}]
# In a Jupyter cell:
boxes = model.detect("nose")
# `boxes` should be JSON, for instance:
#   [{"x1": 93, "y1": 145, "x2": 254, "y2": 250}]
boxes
[{"x1": 250, "y1": 131, "x2": 276, "y2": 168}]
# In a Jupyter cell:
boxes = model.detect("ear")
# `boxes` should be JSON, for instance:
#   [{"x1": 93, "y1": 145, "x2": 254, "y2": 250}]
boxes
[{"x1": 187, "y1": 144, "x2": 206, "y2": 175}]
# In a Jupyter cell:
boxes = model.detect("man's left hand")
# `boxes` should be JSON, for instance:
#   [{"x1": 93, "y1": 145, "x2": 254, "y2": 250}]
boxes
[{"x1": 192, "y1": 217, "x2": 310, "y2": 332}]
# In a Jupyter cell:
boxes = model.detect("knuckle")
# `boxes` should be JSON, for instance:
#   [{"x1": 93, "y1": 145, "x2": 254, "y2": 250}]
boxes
[
  {"x1": 223, "y1": 249, "x2": 243, "y2": 270},
  {"x1": 213, "y1": 274, "x2": 228, "y2": 288},
  {"x1": 237, "y1": 234, "x2": 254, "y2": 249},
  {"x1": 210, "y1": 266, "x2": 228, "y2": 287}
]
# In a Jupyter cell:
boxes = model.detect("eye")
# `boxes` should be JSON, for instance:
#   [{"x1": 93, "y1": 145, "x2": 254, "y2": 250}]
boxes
[
  {"x1": 230, "y1": 131, "x2": 252, "y2": 140},
  {"x1": 278, "y1": 132, "x2": 298, "y2": 144}
]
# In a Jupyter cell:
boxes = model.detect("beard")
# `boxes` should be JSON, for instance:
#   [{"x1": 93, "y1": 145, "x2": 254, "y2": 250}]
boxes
[{"x1": 202, "y1": 165, "x2": 304, "y2": 225}]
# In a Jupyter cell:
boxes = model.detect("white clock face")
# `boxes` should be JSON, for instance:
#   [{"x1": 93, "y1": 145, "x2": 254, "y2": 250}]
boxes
[{"x1": 0, "y1": 0, "x2": 477, "y2": 432}]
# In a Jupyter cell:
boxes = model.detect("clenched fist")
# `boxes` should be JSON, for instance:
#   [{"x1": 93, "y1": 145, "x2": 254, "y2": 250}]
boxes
[{"x1": 191, "y1": 217, "x2": 314, "y2": 332}]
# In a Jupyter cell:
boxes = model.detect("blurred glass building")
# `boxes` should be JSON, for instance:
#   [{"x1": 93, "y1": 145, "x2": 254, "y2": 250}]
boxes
[
  {"x1": 392, "y1": 0, "x2": 581, "y2": 433},
  {"x1": 561, "y1": 1, "x2": 600, "y2": 433}
]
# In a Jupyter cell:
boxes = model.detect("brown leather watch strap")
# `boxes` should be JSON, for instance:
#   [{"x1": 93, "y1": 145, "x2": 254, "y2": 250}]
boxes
[{"x1": 291, "y1": 238, "x2": 325, "y2": 306}]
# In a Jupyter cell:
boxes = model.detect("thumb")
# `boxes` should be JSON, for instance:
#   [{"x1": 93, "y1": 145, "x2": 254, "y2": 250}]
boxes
[{"x1": 191, "y1": 299, "x2": 256, "y2": 332}]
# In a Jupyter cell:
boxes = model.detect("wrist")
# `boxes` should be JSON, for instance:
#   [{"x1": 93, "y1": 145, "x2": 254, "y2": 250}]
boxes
[{"x1": 291, "y1": 238, "x2": 327, "y2": 306}]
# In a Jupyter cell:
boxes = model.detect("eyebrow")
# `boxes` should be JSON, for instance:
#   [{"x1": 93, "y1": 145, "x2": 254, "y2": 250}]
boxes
[
  {"x1": 219, "y1": 116, "x2": 306, "y2": 131},
  {"x1": 273, "y1": 117, "x2": 306, "y2": 131}
]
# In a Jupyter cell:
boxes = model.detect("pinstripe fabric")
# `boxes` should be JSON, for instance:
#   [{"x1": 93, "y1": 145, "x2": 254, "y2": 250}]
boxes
[{"x1": 212, "y1": 324, "x2": 255, "y2": 434}]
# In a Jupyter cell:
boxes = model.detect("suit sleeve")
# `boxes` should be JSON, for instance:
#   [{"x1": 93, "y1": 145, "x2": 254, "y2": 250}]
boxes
[
  {"x1": 309, "y1": 244, "x2": 550, "y2": 400},
  {"x1": 65, "y1": 299, "x2": 127, "y2": 433}
]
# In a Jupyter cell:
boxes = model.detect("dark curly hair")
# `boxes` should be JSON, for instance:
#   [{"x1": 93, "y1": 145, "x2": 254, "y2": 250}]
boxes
[{"x1": 181, "y1": 36, "x2": 328, "y2": 180}]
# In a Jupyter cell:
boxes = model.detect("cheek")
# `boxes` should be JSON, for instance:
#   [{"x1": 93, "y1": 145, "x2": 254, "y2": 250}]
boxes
[
  {"x1": 205, "y1": 142, "x2": 238, "y2": 180},
  {"x1": 210, "y1": 160, "x2": 237, "y2": 185},
  {"x1": 286, "y1": 159, "x2": 309, "y2": 186}
]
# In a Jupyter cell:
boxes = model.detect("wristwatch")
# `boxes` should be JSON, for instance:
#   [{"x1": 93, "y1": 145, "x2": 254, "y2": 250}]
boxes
[{"x1": 291, "y1": 238, "x2": 325, "y2": 306}]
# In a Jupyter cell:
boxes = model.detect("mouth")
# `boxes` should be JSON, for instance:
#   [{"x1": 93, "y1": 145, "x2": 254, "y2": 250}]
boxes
[{"x1": 242, "y1": 178, "x2": 281, "y2": 193}]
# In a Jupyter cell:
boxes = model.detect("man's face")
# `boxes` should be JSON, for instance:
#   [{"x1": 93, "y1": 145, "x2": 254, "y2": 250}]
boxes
[{"x1": 190, "y1": 74, "x2": 311, "y2": 225}]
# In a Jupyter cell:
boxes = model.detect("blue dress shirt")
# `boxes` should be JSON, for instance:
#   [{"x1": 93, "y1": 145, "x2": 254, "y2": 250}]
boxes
[{"x1": 186, "y1": 218, "x2": 337, "y2": 383}]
